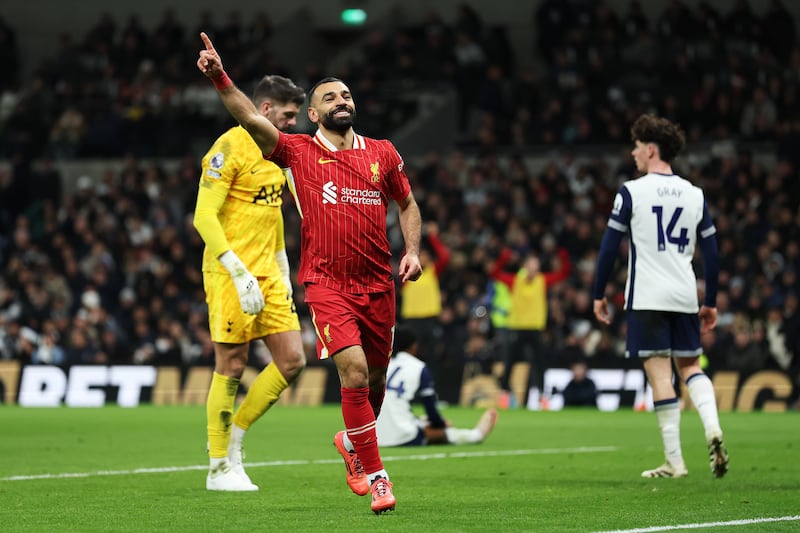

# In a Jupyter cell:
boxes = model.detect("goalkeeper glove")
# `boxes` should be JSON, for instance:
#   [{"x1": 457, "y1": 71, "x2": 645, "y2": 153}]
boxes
[{"x1": 218, "y1": 250, "x2": 264, "y2": 315}]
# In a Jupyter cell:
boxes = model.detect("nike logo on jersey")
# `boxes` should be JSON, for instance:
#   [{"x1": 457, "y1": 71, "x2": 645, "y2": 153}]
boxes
[{"x1": 318, "y1": 157, "x2": 337, "y2": 164}]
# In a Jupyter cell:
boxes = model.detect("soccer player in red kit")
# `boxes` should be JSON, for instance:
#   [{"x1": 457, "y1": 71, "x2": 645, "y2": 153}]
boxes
[{"x1": 196, "y1": 33, "x2": 422, "y2": 514}]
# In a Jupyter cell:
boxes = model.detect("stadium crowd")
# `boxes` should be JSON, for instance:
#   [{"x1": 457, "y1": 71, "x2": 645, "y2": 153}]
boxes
[
  {"x1": 2, "y1": 1, "x2": 799, "y2": 158},
  {"x1": 0, "y1": 1, "x2": 798, "y2": 404}
]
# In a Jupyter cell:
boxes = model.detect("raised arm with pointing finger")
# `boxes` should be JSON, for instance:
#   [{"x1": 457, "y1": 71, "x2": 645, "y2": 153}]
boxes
[
  {"x1": 197, "y1": 31, "x2": 424, "y2": 515},
  {"x1": 197, "y1": 32, "x2": 279, "y2": 157}
]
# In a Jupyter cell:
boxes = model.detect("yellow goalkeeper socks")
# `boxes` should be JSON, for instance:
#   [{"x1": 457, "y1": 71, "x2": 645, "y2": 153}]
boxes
[
  {"x1": 207, "y1": 371, "x2": 239, "y2": 458},
  {"x1": 233, "y1": 363, "x2": 288, "y2": 430}
]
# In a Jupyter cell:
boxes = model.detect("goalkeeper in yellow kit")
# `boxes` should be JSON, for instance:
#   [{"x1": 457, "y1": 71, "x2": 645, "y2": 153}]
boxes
[{"x1": 193, "y1": 75, "x2": 307, "y2": 491}]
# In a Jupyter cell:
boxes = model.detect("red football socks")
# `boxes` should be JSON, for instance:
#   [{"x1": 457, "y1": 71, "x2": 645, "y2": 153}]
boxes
[{"x1": 341, "y1": 387, "x2": 383, "y2": 473}]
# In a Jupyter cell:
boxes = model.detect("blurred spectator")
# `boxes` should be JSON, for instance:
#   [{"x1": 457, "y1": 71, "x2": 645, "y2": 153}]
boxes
[
  {"x1": 562, "y1": 356, "x2": 598, "y2": 408},
  {"x1": 14, "y1": 326, "x2": 38, "y2": 363},
  {"x1": 483, "y1": 277, "x2": 511, "y2": 380},
  {"x1": 489, "y1": 246, "x2": 571, "y2": 409},
  {"x1": 400, "y1": 222, "x2": 450, "y2": 383},
  {"x1": 64, "y1": 327, "x2": 97, "y2": 365},
  {"x1": 727, "y1": 316, "x2": 768, "y2": 373},
  {"x1": 740, "y1": 87, "x2": 778, "y2": 139},
  {"x1": 766, "y1": 306, "x2": 793, "y2": 371},
  {"x1": 32, "y1": 326, "x2": 65, "y2": 366}
]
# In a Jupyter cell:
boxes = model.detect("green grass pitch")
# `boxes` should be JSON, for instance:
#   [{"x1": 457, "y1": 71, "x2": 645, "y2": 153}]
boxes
[{"x1": 1, "y1": 405, "x2": 798, "y2": 532}]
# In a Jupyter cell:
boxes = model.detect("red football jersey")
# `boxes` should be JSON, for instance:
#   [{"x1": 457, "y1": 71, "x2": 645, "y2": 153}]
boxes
[{"x1": 268, "y1": 130, "x2": 411, "y2": 293}]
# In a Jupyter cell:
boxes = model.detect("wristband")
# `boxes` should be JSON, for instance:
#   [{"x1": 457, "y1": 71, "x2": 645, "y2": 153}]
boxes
[{"x1": 212, "y1": 71, "x2": 233, "y2": 91}]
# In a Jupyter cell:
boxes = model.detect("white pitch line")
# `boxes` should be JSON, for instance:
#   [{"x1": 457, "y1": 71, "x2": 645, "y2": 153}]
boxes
[
  {"x1": 0, "y1": 445, "x2": 617, "y2": 482},
  {"x1": 593, "y1": 515, "x2": 800, "y2": 533}
]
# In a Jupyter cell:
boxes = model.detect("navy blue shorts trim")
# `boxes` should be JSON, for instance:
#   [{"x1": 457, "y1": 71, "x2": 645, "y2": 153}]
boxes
[
  {"x1": 625, "y1": 310, "x2": 702, "y2": 359},
  {"x1": 399, "y1": 427, "x2": 426, "y2": 446}
]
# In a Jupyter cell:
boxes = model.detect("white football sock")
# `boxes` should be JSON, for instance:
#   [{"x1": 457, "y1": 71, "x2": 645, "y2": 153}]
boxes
[
  {"x1": 655, "y1": 399, "x2": 684, "y2": 467},
  {"x1": 687, "y1": 373, "x2": 722, "y2": 440},
  {"x1": 230, "y1": 424, "x2": 246, "y2": 448},
  {"x1": 368, "y1": 470, "x2": 390, "y2": 485},
  {"x1": 209, "y1": 456, "x2": 227, "y2": 469},
  {"x1": 445, "y1": 427, "x2": 482, "y2": 444},
  {"x1": 341, "y1": 431, "x2": 355, "y2": 453}
]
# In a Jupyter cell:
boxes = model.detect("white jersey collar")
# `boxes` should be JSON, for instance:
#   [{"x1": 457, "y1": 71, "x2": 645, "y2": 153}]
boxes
[{"x1": 314, "y1": 129, "x2": 366, "y2": 151}]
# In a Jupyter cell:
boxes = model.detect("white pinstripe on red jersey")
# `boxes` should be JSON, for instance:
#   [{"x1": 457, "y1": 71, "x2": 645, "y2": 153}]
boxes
[{"x1": 270, "y1": 130, "x2": 411, "y2": 293}]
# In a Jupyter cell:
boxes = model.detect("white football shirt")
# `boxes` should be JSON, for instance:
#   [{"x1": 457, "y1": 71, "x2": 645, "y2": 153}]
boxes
[
  {"x1": 608, "y1": 172, "x2": 716, "y2": 313},
  {"x1": 376, "y1": 351, "x2": 432, "y2": 447}
]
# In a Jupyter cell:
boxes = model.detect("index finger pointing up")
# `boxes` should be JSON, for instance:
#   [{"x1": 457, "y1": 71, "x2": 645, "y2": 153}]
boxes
[{"x1": 200, "y1": 32, "x2": 214, "y2": 51}]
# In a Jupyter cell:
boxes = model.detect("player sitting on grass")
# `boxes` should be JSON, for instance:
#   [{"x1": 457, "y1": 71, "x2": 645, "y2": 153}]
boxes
[{"x1": 375, "y1": 327, "x2": 498, "y2": 447}]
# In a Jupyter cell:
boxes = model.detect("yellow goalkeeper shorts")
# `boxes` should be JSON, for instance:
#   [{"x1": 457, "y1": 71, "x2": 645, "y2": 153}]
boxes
[{"x1": 204, "y1": 271, "x2": 300, "y2": 344}]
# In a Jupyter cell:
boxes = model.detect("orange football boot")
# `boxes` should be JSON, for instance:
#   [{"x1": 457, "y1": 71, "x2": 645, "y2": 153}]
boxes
[
  {"x1": 333, "y1": 431, "x2": 369, "y2": 496},
  {"x1": 370, "y1": 476, "x2": 396, "y2": 514}
]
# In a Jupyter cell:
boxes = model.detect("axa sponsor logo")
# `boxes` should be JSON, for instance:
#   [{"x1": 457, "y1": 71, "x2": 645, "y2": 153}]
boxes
[{"x1": 321, "y1": 181, "x2": 382, "y2": 206}]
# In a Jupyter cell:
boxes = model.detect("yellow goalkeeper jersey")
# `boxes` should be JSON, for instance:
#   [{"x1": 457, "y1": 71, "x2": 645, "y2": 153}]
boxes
[{"x1": 195, "y1": 125, "x2": 288, "y2": 277}]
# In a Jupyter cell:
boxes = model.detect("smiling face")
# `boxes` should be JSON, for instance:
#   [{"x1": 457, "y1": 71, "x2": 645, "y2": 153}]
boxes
[{"x1": 308, "y1": 80, "x2": 356, "y2": 134}]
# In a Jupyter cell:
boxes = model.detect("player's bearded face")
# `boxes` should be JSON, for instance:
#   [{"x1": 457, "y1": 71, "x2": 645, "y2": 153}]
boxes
[{"x1": 320, "y1": 105, "x2": 356, "y2": 133}]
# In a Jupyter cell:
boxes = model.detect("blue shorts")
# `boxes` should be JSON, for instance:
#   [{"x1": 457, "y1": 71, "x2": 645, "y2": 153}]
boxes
[
  {"x1": 399, "y1": 427, "x2": 426, "y2": 447},
  {"x1": 625, "y1": 310, "x2": 702, "y2": 359}
]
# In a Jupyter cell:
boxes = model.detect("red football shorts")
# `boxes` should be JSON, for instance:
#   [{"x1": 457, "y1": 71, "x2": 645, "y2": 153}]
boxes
[{"x1": 305, "y1": 283, "x2": 396, "y2": 368}]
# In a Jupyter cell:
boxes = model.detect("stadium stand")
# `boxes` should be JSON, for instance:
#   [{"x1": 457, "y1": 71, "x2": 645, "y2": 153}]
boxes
[{"x1": 0, "y1": 1, "x2": 797, "y2": 406}]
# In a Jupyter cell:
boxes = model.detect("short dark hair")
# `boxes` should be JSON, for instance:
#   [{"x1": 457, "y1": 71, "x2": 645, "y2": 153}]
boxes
[
  {"x1": 393, "y1": 326, "x2": 417, "y2": 355},
  {"x1": 252, "y1": 75, "x2": 306, "y2": 106},
  {"x1": 308, "y1": 77, "x2": 345, "y2": 104},
  {"x1": 630, "y1": 114, "x2": 686, "y2": 163}
]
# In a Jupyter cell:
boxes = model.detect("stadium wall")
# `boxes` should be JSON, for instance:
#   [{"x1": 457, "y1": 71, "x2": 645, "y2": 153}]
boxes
[{"x1": 0, "y1": 361, "x2": 795, "y2": 412}]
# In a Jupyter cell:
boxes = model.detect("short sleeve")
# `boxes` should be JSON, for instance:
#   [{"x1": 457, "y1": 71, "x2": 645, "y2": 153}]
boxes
[
  {"x1": 200, "y1": 134, "x2": 238, "y2": 192},
  {"x1": 384, "y1": 141, "x2": 411, "y2": 202},
  {"x1": 266, "y1": 131, "x2": 291, "y2": 168},
  {"x1": 607, "y1": 184, "x2": 633, "y2": 233}
]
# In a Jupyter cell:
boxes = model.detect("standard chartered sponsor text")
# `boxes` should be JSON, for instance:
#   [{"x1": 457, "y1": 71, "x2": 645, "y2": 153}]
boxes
[{"x1": 340, "y1": 187, "x2": 382, "y2": 205}]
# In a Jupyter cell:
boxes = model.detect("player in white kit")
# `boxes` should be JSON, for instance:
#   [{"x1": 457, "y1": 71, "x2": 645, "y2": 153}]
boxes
[
  {"x1": 376, "y1": 327, "x2": 497, "y2": 447},
  {"x1": 593, "y1": 114, "x2": 729, "y2": 479}
]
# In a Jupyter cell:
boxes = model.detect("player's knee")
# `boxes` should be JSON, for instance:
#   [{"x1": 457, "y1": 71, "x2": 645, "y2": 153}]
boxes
[
  {"x1": 283, "y1": 348, "x2": 306, "y2": 380},
  {"x1": 216, "y1": 355, "x2": 247, "y2": 377},
  {"x1": 214, "y1": 343, "x2": 249, "y2": 377},
  {"x1": 340, "y1": 368, "x2": 369, "y2": 388}
]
